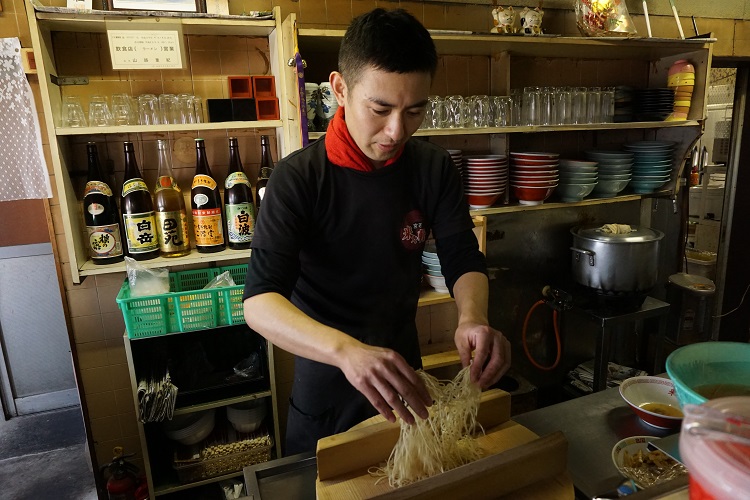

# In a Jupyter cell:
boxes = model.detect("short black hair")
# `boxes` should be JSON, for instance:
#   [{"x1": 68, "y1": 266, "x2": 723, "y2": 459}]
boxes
[{"x1": 338, "y1": 8, "x2": 437, "y2": 88}]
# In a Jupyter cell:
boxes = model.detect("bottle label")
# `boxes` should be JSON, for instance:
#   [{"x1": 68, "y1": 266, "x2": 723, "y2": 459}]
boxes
[
  {"x1": 156, "y1": 176, "x2": 181, "y2": 193},
  {"x1": 225, "y1": 172, "x2": 251, "y2": 189},
  {"x1": 87, "y1": 223, "x2": 123, "y2": 259},
  {"x1": 192, "y1": 208, "x2": 224, "y2": 247},
  {"x1": 87, "y1": 202, "x2": 105, "y2": 216},
  {"x1": 226, "y1": 203, "x2": 255, "y2": 244},
  {"x1": 123, "y1": 212, "x2": 159, "y2": 254},
  {"x1": 84, "y1": 181, "x2": 112, "y2": 197},
  {"x1": 122, "y1": 178, "x2": 149, "y2": 197},
  {"x1": 156, "y1": 210, "x2": 189, "y2": 253},
  {"x1": 192, "y1": 175, "x2": 217, "y2": 191},
  {"x1": 257, "y1": 186, "x2": 267, "y2": 201}
]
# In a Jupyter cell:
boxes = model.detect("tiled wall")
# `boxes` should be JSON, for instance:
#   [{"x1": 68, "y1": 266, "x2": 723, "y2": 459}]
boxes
[{"x1": 5, "y1": 0, "x2": 748, "y2": 475}]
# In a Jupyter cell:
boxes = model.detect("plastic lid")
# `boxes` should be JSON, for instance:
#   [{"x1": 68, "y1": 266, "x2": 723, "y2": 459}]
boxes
[
  {"x1": 571, "y1": 225, "x2": 665, "y2": 243},
  {"x1": 668, "y1": 273, "x2": 716, "y2": 295}
]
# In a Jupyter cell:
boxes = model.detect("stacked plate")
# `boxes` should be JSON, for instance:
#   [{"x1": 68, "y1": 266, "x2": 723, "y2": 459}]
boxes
[
  {"x1": 463, "y1": 154, "x2": 509, "y2": 209},
  {"x1": 422, "y1": 249, "x2": 448, "y2": 293},
  {"x1": 509, "y1": 152, "x2": 559, "y2": 206},
  {"x1": 557, "y1": 159, "x2": 598, "y2": 202},
  {"x1": 447, "y1": 149, "x2": 463, "y2": 179},
  {"x1": 634, "y1": 88, "x2": 675, "y2": 121},
  {"x1": 614, "y1": 86, "x2": 635, "y2": 123},
  {"x1": 624, "y1": 141, "x2": 674, "y2": 194},
  {"x1": 585, "y1": 150, "x2": 634, "y2": 198}
]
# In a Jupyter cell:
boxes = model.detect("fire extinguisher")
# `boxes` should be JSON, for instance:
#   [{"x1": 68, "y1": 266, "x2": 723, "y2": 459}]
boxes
[{"x1": 100, "y1": 446, "x2": 143, "y2": 500}]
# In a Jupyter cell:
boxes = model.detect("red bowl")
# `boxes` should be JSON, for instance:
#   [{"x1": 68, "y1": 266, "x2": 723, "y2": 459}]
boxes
[
  {"x1": 510, "y1": 170, "x2": 559, "y2": 177},
  {"x1": 466, "y1": 192, "x2": 501, "y2": 208},
  {"x1": 510, "y1": 178, "x2": 558, "y2": 186},
  {"x1": 465, "y1": 165, "x2": 507, "y2": 172},
  {"x1": 464, "y1": 155, "x2": 507, "y2": 162},
  {"x1": 467, "y1": 178, "x2": 505, "y2": 185},
  {"x1": 512, "y1": 185, "x2": 555, "y2": 203},
  {"x1": 619, "y1": 376, "x2": 683, "y2": 430},
  {"x1": 465, "y1": 187, "x2": 504, "y2": 194},
  {"x1": 510, "y1": 151, "x2": 560, "y2": 161}
]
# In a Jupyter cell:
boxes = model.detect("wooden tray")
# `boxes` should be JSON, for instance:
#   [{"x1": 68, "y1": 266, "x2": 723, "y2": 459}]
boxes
[{"x1": 315, "y1": 389, "x2": 573, "y2": 499}]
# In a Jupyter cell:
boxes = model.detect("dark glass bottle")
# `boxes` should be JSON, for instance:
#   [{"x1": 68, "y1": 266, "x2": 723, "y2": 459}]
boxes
[
  {"x1": 154, "y1": 139, "x2": 190, "y2": 258},
  {"x1": 83, "y1": 142, "x2": 124, "y2": 265},
  {"x1": 255, "y1": 135, "x2": 275, "y2": 210},
  {"x1": 224, "y1": 137, "x2": 255, "y2": 250},
  {"x1": 191, "y1": 138, "x2": 225, "y2": 253},
  {"x1": 121, "y1": 142, "x2": 159, "y2": 260}
]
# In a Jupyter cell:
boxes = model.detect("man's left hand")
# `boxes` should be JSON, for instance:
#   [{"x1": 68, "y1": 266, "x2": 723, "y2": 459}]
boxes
[{"x1": 454, "y1": 322, "x2": 511, "y2": 389}]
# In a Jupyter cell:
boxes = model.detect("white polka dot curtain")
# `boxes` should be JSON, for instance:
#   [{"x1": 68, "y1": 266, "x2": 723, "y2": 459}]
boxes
[{"x1": 0, "y1": 38, "x2": 52, "y2": 201}]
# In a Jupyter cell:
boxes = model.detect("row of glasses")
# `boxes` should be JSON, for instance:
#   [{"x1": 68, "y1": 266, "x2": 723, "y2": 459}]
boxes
[
  {"x1": 61, "y1": 93, "x2": 204, "y2": 127},
  {"x1": 421, "y1": 95, "x2": 516, "y2": 130},
  {"x1": 521, "y1": 86, "x2": 615, "y2": 126}
]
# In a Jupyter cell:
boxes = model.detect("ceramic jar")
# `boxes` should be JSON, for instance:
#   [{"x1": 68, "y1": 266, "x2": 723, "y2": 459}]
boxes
[{"x1": 667, "y1": 59, "x2": 695, "y2": 121}]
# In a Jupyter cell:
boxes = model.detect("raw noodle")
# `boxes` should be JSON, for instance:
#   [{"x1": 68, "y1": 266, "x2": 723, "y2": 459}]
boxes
[{"x1": 370, "y1": 366, "x2": 483, "y2": 487}]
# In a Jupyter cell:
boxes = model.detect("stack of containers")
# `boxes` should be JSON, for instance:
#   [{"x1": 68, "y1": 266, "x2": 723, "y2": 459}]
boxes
[
  {"x1": 462, "y1": 154, "x2": 508, "y2": 209},
  {"x1": 667, "y1": 60, "x2": 695, "y2": 121},
  {"x1": 422, "y1": 248, "x2": 448, "y2": 293},
  {"x1": 624, "y1": 141, "x2": 675, "y2": 194},
  {"x1": 509, "y1": 152, "x2": 559, "y2": 206},
  {"x1": 585, "y1": 150, "x2": 634, "y2": 198},
  {"x1": 447, "y1": 149, "x2": 463, "y2": 180},
  {"x1": 557, "y1": 159, "x2": 598, "y2": 202}
]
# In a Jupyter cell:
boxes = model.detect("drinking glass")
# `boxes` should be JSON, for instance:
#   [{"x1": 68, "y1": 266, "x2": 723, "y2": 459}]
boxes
[
  {"x1": 572, "y1": 87, "x2": 588, "y2": 125},
  {"x1": 111, "y1": 93, "x2": 135, "y2": 126},
  {"x1": 511, "y1": 89, "x2": 522, "y2": 126},
  {"x1": 601, "y1": 87, "x2": 615, "y2": 123},
  {"x1": 61, "y1": 96, "x2": 87, "y2": 127},
  {"x1": 177, "y1": 93, "x2": 202, "y2": 124},
  {"x1": 137, "y1": 94, "x2": 160, "y2": 125},
  {"x1": 88, "y1": 95, "x2": 113, "y2": 127},
  {"x1": 192, "y1": 96, "x2": 204, "y2": 124},
  {"x1": 540, "y1": 87, "x2": 554, "y2": 126},
  {"x1": 468, "y1": 95, "x2": 491, "y2": 128},
  {"x1": 159, "y1": 94, "x2": 179, "y2": 125},
  {"x1": 491, "y1": 96, "x2": 512, "y2": 127},
  {"x1": 555, "y1": 88, "x2": 573, "y2": 125},
  {"x1": 425, "y1": 96, "x2": 447, "y2": 129},
  {"x1": 586, "y1": 87, "x2": 602, "y2": 124},
  {"x1": 444, "y1": 95, "x2": 467, "y2": 128},
  {"x1": 522, "y1": 86, "x2": 542, "y2": 126}
]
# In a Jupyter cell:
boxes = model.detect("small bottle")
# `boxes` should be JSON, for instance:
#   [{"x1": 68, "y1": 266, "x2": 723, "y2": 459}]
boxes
[
  {"x1": 191, "y1": 138, "x2": 225, "y2": 253},
  {"x1": 154, "y1": 140, "x2": 190, "y2": 258},
  {"x1": 224, "y1": 137, "x2": 255, "y2": 250},
  {"x1": 83, "y1": 142, "x2": 124, "y2": 265},
  {"x1": 255, "y1": 135, "x2": 275, "y2": 210},
  {"x1": 121, "y1": 142, "x2": 159, "y2": 260}
]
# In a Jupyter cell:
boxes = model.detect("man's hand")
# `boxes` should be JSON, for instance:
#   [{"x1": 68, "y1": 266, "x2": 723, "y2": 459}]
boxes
[
  {"x1": 455, "y1": 322, "x2": 511, "y2": 389},
  {"x1": 337, "y1": 343, "x2": 432, "y2": 425}
]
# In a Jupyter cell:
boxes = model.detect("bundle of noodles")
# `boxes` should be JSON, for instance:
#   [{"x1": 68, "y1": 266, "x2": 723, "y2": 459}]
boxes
[{"x1": 370, "y1": 366, "x2": 483, "y2": 487}]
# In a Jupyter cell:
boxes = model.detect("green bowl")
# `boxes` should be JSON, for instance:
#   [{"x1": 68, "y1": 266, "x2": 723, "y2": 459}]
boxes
[{"x1": 665, "y1": 341, "x2": 750, "y2": 408}]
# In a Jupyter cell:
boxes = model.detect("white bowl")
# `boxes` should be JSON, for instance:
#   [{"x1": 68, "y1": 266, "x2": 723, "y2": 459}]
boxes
[
  {"x1": 163, "y1": 409, "x2": 216, "y2": 445},
  {"x1": 619, "y1": 376, "x2": 683, "y2": 429},
  {"x1": 227, "y1": 400, "x2": 267, "y2": 433},
  {"x1": 611, "y1": 436, "x2": 685, "y2": 490},
  {"x1": 424, "y1": 274, "x2": 448, "y2": 293}
]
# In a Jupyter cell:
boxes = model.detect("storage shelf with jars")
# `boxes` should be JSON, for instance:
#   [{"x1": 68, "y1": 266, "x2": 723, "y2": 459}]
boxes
[{"x1": 26, "y1": 2, "x2": 301, "y2": 283}]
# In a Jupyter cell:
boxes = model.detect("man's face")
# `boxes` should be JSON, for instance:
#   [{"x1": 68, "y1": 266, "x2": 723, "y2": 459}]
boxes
[{"x1": 331, "y1": 66, "x2": 431, "y2": 168}]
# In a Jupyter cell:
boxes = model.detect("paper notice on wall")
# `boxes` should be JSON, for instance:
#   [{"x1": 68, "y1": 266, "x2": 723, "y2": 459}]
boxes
[{"x1": 107, "y1": 29, "x2": 184, "y2": 70}]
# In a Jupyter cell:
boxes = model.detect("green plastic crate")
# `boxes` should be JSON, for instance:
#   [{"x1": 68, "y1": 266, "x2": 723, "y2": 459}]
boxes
[{"x1": 116, "y1": 264, "x2": 248, "y2": 339}]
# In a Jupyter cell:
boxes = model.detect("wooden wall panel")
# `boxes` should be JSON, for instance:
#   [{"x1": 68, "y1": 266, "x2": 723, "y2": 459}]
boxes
[{"x1": 0, "y1": 199, "x2": 50, "y2": 247}]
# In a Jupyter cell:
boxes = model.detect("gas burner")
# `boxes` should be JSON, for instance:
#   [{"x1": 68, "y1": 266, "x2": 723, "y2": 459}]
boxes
[{"x1": 571, "y1": 284, "x2": 651, "y2": 314}]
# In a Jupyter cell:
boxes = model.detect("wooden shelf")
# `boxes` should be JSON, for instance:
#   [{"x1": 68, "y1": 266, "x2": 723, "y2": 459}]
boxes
[
  {"x1": 36, "y1": 10, "x2": 277, "y2": 36},
  {"x1": 56, "y1": 120, "x2": 282, "y2": 136},
  {"x1": 469, "y1": 191, "x2": 669, "y2": 216},
  {"x1": 418, "y1": 288, "x2": 453, "y2": 306},
  {"x1": 299, "y1": 29, "x2": 714, "y2": 59},
  {"x1": 153, "y1": 470, "x2": 246, "y2": 497},
  {"x1": 79, "y1": 248, "x2": 250, "y2": 277},
  {"x1": 172, "y1": 391, "x2": 271, "y2": 416}
]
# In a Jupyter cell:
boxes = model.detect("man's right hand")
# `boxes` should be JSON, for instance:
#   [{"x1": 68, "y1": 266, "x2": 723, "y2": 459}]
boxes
[{"x1": 337, "y1": 342, "x2": 432, "y2": 425}]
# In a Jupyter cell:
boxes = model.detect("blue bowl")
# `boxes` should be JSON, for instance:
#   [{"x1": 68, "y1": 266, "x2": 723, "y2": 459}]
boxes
[{"x1": 665, "y1": 341, "x2": 750, "y2": 408}]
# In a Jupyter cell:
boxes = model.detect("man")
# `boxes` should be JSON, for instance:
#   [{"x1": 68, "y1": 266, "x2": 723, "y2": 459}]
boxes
[{"x1": 243, "y1": 8, "x2": 510, "y2": 455}]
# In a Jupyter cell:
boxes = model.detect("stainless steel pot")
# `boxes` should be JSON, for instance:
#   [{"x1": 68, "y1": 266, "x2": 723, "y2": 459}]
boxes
[{"x1": 570, "y1": 226, "x2": 664, "y2": 293}]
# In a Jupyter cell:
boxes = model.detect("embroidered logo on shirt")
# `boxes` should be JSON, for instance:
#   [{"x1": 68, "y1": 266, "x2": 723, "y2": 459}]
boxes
[{"x1": 400, "y1": 209, "x2": 427, "y2": 251}]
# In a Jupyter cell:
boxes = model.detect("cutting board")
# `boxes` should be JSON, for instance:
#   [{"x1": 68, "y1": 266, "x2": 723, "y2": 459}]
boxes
[{"x1": 315, "y1": 389, "x2": 573, "y2": 499}]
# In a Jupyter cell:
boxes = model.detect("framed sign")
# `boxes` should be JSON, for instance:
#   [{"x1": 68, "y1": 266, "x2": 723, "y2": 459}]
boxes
[
  {"x1": 109, "y1": 0, "x2": 202, "y2": 12},
  {"x1": 107, "y1": 29, "x2": 185, "y2": 69}
]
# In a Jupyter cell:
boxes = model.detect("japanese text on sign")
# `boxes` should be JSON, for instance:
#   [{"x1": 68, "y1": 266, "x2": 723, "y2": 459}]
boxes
[{"x1": 107, "y1": 30, "x2": 184, "y2": 70}]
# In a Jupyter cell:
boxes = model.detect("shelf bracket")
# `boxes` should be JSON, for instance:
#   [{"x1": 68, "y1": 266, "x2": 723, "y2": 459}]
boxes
[{"x1": 50, "y1": 75, "x2": 89, "y2": 86}]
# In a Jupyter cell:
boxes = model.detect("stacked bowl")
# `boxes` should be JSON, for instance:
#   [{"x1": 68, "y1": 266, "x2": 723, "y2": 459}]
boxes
[
  {"x1": 667, "y1": 60, "x2": 695, "y2": 121},
  {"x1": 422, "y1": 249, "x2": 448, "y2": 293},
  {"x1": 585, "y1": 150, "x2": 634, "y2": 198},
  {"x1": 634, "y1": 88, "x2": 675, "y2": 121},
  {"x1": 509, "y1": 152, "x2": 558, "y2": 206},
  {"x1": 463, "y1": 154, "x2": 508, "y2": 209},
  {"x1": 163, "y1": 409, "x2": 216, "y2": 445},
  {"x1": 624, "y1": 141, "x2": 674, "y2": 194},
  {"x1": 227, "y1": 399, "x2": 267, "y2": 433},
  {"x1": 447, "y1": 149, "x2": 463, "y2": 179},
  {"x1": 557, "y1": 160, "x2": 598, "y2": 202}
]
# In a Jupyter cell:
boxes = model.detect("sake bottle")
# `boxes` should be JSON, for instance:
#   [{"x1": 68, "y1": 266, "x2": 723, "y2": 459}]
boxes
[
  {"x1": 224, "y1": 137, "x2": 255, "y2": 250},
  {"x1": 154, "y1": 139, "x2": 190, "y2": 258},
  {"x1": 83, "y1": 142, "x2": 123, "y2": 264},
  {"x1": 255, "y1": 135, "x2": 275, "y2": 210},
  {"x1": 191, "y1": 138, "x2": 225, "y2": 253},
  {"x1": 121, "y1": 142, "x2": 159, "y2": 260}
]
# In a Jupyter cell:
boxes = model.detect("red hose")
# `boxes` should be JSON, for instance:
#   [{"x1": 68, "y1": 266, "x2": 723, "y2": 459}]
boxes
[{"x1": 522, "y1": 300, "x2": 562, "y2": 371}]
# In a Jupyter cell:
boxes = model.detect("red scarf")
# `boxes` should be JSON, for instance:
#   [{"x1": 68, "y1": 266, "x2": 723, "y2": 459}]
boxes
[{"x1": 325, "y1": 107, "x2": 404, "y2": 172}]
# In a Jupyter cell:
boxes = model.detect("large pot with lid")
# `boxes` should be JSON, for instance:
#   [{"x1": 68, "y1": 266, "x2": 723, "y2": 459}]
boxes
[{"x1": 570, "y1": 225, "x2": 664, "y2": 294}]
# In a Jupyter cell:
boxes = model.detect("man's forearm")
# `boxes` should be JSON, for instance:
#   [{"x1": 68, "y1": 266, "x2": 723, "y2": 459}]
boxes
[{"x1": 452, "y1": 271, "x2": 490, "y2": 326}]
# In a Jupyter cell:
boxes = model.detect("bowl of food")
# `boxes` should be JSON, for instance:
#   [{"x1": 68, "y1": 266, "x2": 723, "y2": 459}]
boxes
[
  {"x1": 611, "y1": 436, "x2": 687, "y2": 490},
  {"x1": 666, "y1": 341, "x2": 750, "y2": 408},
  {"x1": 619, "y1": 376, "x2": 683, "y2": 429}
]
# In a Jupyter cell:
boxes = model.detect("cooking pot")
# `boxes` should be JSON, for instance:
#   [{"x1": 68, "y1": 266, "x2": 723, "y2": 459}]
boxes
[{"x1": 570, "y1": 226, "x2": 664, "y2": 293}]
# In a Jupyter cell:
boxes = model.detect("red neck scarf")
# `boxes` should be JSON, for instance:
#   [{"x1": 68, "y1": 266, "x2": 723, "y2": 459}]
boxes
[{"x1": 325, "y1": 107, "x2": 404, "y2": 172}]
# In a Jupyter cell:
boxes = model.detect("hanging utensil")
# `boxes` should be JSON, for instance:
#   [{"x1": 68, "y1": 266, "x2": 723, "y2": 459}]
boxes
[
  {"x1": 668, "y1": 0, "x2": 685, "y2": 39},
  {"x1": 642, "y1": 1, "x2": 652, "y2": 38}
]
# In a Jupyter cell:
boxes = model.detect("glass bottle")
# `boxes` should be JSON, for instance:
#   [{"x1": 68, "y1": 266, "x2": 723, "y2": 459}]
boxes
[
  {"x1": 83, "y1": 142, "x2": 123, "y2": 264},
  {"x1": 224, "y1": 137, "x2": 255, "y2": 250},
  {"x1": 255, "y1": 135, "x2": 275, "y2": 210},
  {"x1": 154, "y1": 139, "x2": 190, "y2": 258},
  {"x1": 121, "y1": 142, "x2": 159, "y2": 260},
  {"x1": 191, "y1": 138, "x2": 225, "y2": 253}
]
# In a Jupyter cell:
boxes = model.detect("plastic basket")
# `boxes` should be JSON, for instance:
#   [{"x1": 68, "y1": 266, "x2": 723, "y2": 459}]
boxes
[{"x1": 116, "y1": 264, "x2": 248, "y2": 339}]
